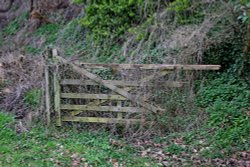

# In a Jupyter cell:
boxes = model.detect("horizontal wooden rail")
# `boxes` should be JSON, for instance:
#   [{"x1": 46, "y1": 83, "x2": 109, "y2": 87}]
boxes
[
  {"x1": 73, "y1": 62, "x2": 221, "y2": 70},
  {"x1": 54, "y1": 54, "x2": 163, "y2": 113},
  {"x1": 61, "y1": 93, "x2": 127, "y2": 100},
  {"x1": 61, "y1": 105, "x2": 144, "y2": 113},
  {"x1": 46, "y1": 49, "x2": 222, "y2": 126},
  {"x1": 61, "y1": 79, "x2": 184, "y2": 87},
  {"x1": 62, "y1": 116, "x2": 145, "y2": 124}
]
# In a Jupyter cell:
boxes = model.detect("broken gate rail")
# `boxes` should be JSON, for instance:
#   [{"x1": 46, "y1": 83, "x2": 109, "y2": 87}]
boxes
[{"x1": 44, "y1": 49, "x2": 221, "y2": 126}]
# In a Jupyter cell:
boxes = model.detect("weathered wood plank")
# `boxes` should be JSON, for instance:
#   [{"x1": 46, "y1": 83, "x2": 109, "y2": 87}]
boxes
[
  {"x1": 53, "y1": 49, "x2": 62, "y2": 126},
  {"x1": 61, "y1": 93, "x2": 127, "y2": 100},
  {"x1": 70, "y1": 72, "x2": 169, "y2": 116},
  {"x1": 73, "y1": 62, "x2": 221, "y2": 70},
  {"x1": 60, "y1": 79, "x2": 184, "y2": 87},
  {"x1": 54, "y1": 73, "x2": 61, "y2": 126},
  {"x1": 45, "y1": 64, "x2": 51, "y2": 126},
  {"x1": 61, "y1": 105, "x2": 144, "y2": 113},
  {"x1": 117, "y1": 101, "x2": 122, "y2": 119},
  {"x1": 62, "y1": 116, "x2": 144, "y2": 124},
  {"x1": 53, "y1": 53, "x2": 162, "y2": 113}
]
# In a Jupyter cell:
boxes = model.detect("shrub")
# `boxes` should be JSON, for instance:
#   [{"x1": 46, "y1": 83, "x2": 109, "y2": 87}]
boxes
[
  {"x1": 207, "y1": 101, "x2": 249, "y2": 149},
  {"x1": 167, "y1": 0, "x2": 204, "y2": 24},
  {"x1": 196, "y1": 75, "x2": 250, "y2": 154},
  {"x1": 196, "y1": 75, "x2": 249, "y2": 108},
  {"x1": 79, "y1": 0, "x2": 143, "y2": 40},
  {"x1": 76, "y1": 0, "x2": 170, "y2": 41}
]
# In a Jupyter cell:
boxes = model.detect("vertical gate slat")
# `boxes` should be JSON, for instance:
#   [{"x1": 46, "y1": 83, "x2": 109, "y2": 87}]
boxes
[
  {"x1": 54, "y1": 72, "x2": 61, "y2": 126},
  {"x1": 52, "y1": 49, "x2": 62, "y2": 126},
  {"x1": 45, "y1": 62, "x2": 51, "y2": 126},
  {"x1": 48, "y1": 48, "x2": 221, "y2": 125},
  {"x1": 117, "y1": 101, "x2": 122, "y2": 119}
]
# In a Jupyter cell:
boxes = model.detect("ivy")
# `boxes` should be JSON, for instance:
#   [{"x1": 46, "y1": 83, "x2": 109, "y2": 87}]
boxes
[{"x1": 196, "y1": 75, "x2": 250, "y2": 153}]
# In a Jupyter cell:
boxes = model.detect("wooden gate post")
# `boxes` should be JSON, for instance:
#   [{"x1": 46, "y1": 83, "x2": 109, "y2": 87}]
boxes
[
  {"x1": 44, "y1": 49, "x2": 53, "y2": 126},
  {"x1": 44, "y1": 48, "x2": 62, "y2": 127},
  {"x1": 48, "y1": 48, "x2": 221, "y2": 125},
  {"x1": 52, "y1": 49, "x2": 62, "y2": 126}
]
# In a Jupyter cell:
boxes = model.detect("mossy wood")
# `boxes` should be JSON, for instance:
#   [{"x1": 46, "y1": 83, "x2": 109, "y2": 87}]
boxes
[
  {"x1": 54, "y1": 72, "x2": 61, "y2": 126},
  {"x1": 44, "y1": 55, "x2": 51, "y2": 126},
  {"x1": 61, "y1": 105, "x2": 145, "y2": 113},
  {"x1": 46, "y1": 49, "x2": 221, "y2": 126},
  {"x1": 61, "y1": 93, "x2": 127, "y2": 100},
  {"x1": 74, "y1": 62, "x2": 221, "y2": 70},
  {"x1": 61, "y1": 79, "x2": 185, "y2": 87},
  {"x1": 62, "y1": 117, "x2": 146, "y2": 124},
  {"x1": 54, "y1": 54, "x2": 163, "y2": 113}
]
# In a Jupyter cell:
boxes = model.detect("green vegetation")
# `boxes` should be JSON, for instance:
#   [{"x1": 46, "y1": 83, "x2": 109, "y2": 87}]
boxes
[
  {"x1": 194, "y1": 75, "x2": 250, "y2": 156},
  {"x1": 0, "y1": 0, "x2": 250, "y2": 165},
  {"x1": 0, "y1": 112, "x2": 157, "y2": 166},
  {"x1": 3, "y1": 12, "x2": 28, "y2": 36},
  {"x1": 164, "y1": 143, "x2": 186, "y2": 155},
  {"x1": 35, "y1": 24, "x2": 61, "y2": 44},
  {"x1": 237, "y1": 0, "x2": 250, "y2": 23},
  {"x1": 78, "y1": 0, "x2": 142, "y2": 40},
  {"x1": 77, "y1": 0, "x2": 166, "y2": 41},
  {"x1": 25, "y1": 45, "x2": 43, "y2": 55},
  {"x1": 167, "y1": 0, "x2": 204, "y2": 24},
  {"x1": 24, "y1": 88, "x2": 42, "y2": 108}
]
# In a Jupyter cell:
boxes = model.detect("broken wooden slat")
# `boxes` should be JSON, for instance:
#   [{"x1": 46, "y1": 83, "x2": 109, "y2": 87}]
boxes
[
  {"x1": 62, "y1": 116, "x2": 144, "y2": 124},
  {"x1": 61, "y1": 93, "x2": 127, "y2": 100},
  {"x1": 73, "y1": 62, "x2": 221, "y2": 70},
  {"x1": 61, "y1": 105, "x2": 144, "y2": 113},
  {"x1": 61, "y1": 79, "x2": 184, "y2": 87}
]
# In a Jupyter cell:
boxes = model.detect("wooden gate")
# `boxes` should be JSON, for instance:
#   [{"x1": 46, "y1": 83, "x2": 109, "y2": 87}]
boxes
[{"x1": 44, "y1": 49, "x2": 220, "y2": 126}]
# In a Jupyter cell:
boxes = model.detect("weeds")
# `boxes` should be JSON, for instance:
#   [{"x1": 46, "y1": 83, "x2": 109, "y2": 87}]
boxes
[
  {"x1": 3, "y1": 12, "x2": 28, "y2": 36},
  {"x1": 194, "y1": 74, "x2": 250, "y2": 157},
  {"x1": 35, "y1": 24, "x2": 61, "y2": 45},
  {"x1": 24, "y1": 88, "x2": 42, "y2": 108},
  {"x1": 25, "y1": 45, "x2": 43, "y2": 55},
  {"x1": 0, "y1": 112, "x2": 158, "y2": 166}
]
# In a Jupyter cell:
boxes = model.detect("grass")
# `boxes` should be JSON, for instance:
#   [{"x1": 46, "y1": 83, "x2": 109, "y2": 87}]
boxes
[
  {"x1": 24, "y1": 88, "x2": 42, "y2": 108},
  {"x1": 3, "y1": 12, "x2": 29, "y2": 36},
  {"x1": 35, "y1": 24, "x2": 62, "y2": 45},
  {"x1": 25, "y1": 45, "x2": 43, "y2": 55},
  {"x1": 0, "y1": 112, "x2": 158, "y2": 167}
]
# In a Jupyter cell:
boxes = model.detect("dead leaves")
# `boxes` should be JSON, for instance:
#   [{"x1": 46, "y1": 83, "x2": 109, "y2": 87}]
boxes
[
  {"x1": 133, "y1": 138, "x2": 250, "y2": 166},
  {"x1": 212, "y1": 151, "x2": 250, "y2": 167},
  {"x1": 71, "y1": 153, "x2": 89, "y2": 167},
  {"x1": 109, "y1": 138, "x2": 124, "y2": 148}
]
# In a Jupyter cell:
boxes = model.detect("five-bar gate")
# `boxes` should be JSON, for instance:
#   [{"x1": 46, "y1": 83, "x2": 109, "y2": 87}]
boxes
[{"x1": 44, "y1": 49, "x2": 221, "y2": 126}]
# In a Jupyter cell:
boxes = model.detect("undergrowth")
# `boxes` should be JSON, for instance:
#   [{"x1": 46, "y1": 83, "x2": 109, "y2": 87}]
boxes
[
  {"x1": 24, "y1": 88, "x2": 42, "y2": 109},
  {"x1": 167, "y1": 0, "x2": 204, "y2": 24},
  {"x1": 192, "y1": 74, "x2": 250, "y2": 158},
  {"x1": 0, "y1": 0, "x2": 249, "y2": 164},
  {"x1": 2, "y1": 12, "x2": 28, "y2": 36},
  {"x1": 0, "y1": 112, "x2": 157, "y2": 166}
]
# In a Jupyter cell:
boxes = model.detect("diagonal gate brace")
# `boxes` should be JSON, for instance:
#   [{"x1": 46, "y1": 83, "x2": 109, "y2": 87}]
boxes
[
  {"x1": 70, "y1": 71, "x2": 170, "y2": 116},
  {"x1": 54, "y1": 52, "x2": 162, "y2": 113}
]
